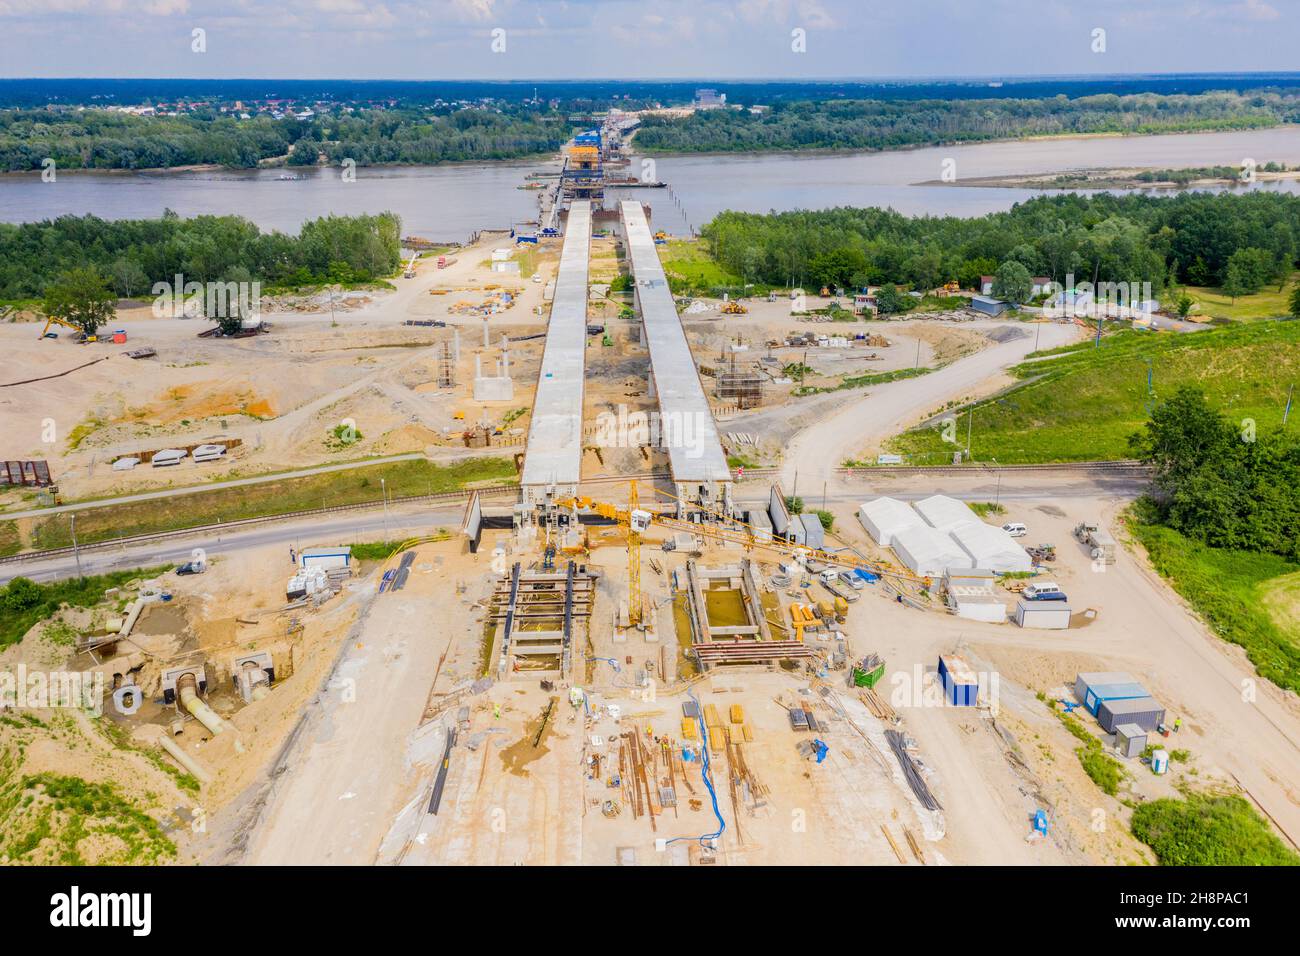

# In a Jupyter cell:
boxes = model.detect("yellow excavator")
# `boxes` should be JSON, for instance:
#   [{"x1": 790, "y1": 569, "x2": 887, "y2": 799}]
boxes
[{"x1": 38, "y1": 314, "x2": 97, "y2": 341}]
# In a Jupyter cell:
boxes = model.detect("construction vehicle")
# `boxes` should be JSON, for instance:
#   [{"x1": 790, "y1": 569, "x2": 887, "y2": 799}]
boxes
[
  {"x1": 653, "y1": 230, "x2": 668, "y2": 244},
  {"x1": 38, "y1": 314, "x2": 94, "y2": 342},
  {"x1": 721, "y1": 300, "x2": 748, "y2": 315},
  {"x1": 403, "y1": 251, "x2": 419, "y2": 278},
  {"x1": 1073, "y1": 521, "x2": 1117, "y2": 564}
]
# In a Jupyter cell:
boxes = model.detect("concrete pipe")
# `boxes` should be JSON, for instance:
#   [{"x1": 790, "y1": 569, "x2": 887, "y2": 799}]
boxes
[
  {"x1": 158, "y1": 734, "x2": 212, "y2": 785},
  {"x1": 177, "y1": 673, "x2": 228, "y2": 736}
]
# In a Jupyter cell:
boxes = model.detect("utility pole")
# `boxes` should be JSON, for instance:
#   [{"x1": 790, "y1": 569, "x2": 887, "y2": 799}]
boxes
[
  {"x1": 1285, "y1": 383, "x2": 1294, "y2": 427},
  {"x1": 914, "y1": 337, "x2": 921, "y2": 368},
  {"x1": 965, "y1": 407, "x2": 974, "y2": 461},
  {"x1": 381, "y1": 478, "x2": 390, "y2": 543},
  {"x1": 70, "y1": 513, "x2": 82, "y2": 578},
  {"x1": 1034, "y1": 321, "x2": 1041, "y2": 352}
]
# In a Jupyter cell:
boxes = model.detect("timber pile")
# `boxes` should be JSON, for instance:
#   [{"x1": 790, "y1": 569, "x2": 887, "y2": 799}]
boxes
[{"x1": 859, "y1": 687, "x2": 898, "y2": 723}]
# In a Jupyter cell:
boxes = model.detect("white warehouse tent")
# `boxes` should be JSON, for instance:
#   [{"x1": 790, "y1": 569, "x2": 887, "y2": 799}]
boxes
[
  {"x1": 891, "y1": 525, "x2": 973, "y2": 578},
  {"x1": 858, "y1": 497, "x2": 926, "y2": 547},
  {"x1": 914, "y1": 494, "x2": 977, "y2": 532},
  {"x1": 950, "y1": 520, "x2": 1033, "y2": 573}
]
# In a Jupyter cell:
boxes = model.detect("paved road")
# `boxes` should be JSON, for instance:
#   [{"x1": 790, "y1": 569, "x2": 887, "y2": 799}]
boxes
[{"x1": 0, "y1": 502, "x2": 465, "y2": 584}]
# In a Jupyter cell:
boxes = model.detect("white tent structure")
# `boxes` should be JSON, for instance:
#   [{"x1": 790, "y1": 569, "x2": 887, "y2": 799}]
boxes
[
  {"x1": 914, "y1": 494, "x2": 976, "y2": 532},
  {"x1": 858, "y1": 497, "x2": 926, "y2": 547},
  {"x1": 891, "y1": 525, "x2": 972, "y2": 578},
  {"x1": 949, "y1": 520, "x2": 1033, "y2": 573}
]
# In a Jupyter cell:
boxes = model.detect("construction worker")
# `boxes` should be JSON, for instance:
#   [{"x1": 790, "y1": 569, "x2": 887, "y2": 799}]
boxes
[{"x1": 1174, "y1": 716, "x2": 1182, "y2": 733}]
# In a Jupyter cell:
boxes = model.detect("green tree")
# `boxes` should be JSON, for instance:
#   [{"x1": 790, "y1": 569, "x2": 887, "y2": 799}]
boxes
[
  {"x1": 1175, "y1": 292, "x2": 1194, "y2": 318},
  {"x1": 41, "y1": 267, "x2": 115, "y2": 338},
  {"x1": 1289, "y1": 282, "x2": 1300, "y2": 319},
  {"x1": 991, "y1": 260, "x2": 1032, "y2": 304}
]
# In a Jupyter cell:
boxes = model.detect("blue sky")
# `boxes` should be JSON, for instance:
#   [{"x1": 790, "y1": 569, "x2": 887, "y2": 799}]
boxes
[{"x1": 0, "y1": 0, "x2": 1294, "y2": 79}]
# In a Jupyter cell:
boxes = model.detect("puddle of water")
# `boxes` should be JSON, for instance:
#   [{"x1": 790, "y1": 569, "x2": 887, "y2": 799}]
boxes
[{"x1": 498, "y1": 698, "x2": 557, "y2": 777}]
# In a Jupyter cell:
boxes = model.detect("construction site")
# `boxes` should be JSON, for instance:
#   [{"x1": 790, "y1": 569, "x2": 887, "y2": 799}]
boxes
[{"x1": 2, "y1": 129, "x2": 1299, "y2": 873}]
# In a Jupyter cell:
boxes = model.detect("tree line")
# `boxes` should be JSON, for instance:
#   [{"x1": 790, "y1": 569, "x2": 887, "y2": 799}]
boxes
[
  {"x1": 1130, "y1": 387, "x2": 1300, "y2": 562},
  {"x1": 0, "y1": 210, "x2": 403, "y2": 303},
  {"x1": 700, "y1": 191, "x2": 1300, "y2": 299},
  {"x1": 635, "y1": 91, "x2": 1299, "y2": 154},
  {"x1": 0, "y1": 105, "x2": 565, "y2": 172}
]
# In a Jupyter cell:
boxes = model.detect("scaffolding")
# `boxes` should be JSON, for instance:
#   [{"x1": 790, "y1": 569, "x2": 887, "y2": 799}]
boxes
[
  {"x1": 714, "y1": 359, "x2": 764, "y2": 409},
  {"x1": 437, "y1": 341, "x2": 456, "y2": 388}
]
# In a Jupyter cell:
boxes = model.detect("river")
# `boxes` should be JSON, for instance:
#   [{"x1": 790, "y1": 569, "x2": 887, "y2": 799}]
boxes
[{"x1": 2, "y1": 126, "x2": 1299, "y2": 239}]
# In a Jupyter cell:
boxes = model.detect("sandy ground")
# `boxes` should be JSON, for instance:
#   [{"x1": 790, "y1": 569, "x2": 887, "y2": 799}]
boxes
[{"x1": 0, "y1": 236, "x2": 558, "y2": 509}]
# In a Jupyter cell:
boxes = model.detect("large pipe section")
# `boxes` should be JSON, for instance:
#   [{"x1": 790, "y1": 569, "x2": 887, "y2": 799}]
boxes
[
  {"x1": 157, "y1": 733, "x2": 212, "y2": 785},
  {"x1": 177, "y1": 672, "x2": 228, "y2": 736}
]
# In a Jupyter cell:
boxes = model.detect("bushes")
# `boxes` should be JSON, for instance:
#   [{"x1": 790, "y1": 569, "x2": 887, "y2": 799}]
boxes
[
  {"x1": 1130, "y1": 792, "x2": 1299, "y2": 866},
  {"x1": 0, "y1": 568, "x2": 169, "y2": 648}
]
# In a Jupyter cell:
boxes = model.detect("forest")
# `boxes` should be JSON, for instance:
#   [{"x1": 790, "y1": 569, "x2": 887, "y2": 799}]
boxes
[
  {"x1": 0, "y1": 105, "x2": 564, "y2": 172},
  {"x1": 700, "y1": 191, "x2": 1300, "y2": 297},
  {"x1": 635, "y1": 91, "x2": 1300, "y2": 154},
  {"x1": 0, "y1": 210, "x2": 403, "y2": 300}
]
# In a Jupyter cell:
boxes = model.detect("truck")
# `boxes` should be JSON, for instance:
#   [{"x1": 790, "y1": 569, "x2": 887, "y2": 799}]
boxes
[
  {"x1": 1073, "y1": 521, "x2": 1117, "y2": 564},
  {"x1": 437, "y1": 256, "x2": 457, "y2": 269}
]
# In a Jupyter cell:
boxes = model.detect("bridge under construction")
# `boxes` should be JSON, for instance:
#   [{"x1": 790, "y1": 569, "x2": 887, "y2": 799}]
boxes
[
  {"x1": 619, "y1": 200, "x2": 732, "y2": 514},
  {"x1": 519, "y1": 200, "x2": 591, "y2": 507}
]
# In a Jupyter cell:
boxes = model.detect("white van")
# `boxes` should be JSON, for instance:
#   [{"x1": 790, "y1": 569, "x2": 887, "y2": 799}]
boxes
[
  {"x1": 1001, "y1": 522, "x2": 1028, "y2": 537},
  {"x1": 192, "y1": 443, "x2": 227, "y2": 463},
  {"x1": 150, "y1": 449, "x2": 187, "y2": 467},
  {"x1": 1023, "y1": 582, "x2": 1067, "y2": 602}
]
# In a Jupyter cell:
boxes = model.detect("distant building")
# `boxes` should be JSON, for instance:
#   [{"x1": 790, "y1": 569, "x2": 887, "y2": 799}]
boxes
[
  {"x1": 1031, "y1": 276, "x2": 1052, "y2": 296},
  {"x1": 694, "y1": 88, "x2": 726, "y2": 109},
  {"x1": 978, "y1": 275, "x2": 994, "y2": 295}
]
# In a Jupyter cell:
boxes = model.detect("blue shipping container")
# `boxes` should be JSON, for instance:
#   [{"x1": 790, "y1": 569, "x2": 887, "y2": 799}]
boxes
[{"x1": 938, "y1": 655, "x2": 979, "y2": 707}]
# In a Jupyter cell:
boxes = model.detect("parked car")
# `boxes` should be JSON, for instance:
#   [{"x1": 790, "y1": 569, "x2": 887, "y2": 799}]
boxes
[
  {"x1": 174, "y1": 561, "x2": 206, "y2": 576},
  {"x1": 1002, "y1": 522, "x2": 1028, "y2": 537},
  {"x1": 1023, "y1": 582, "x2": 1067, "y2": 602},
  {"x1": 839, "y1": 570, "x2": 865, "y2": 590}
]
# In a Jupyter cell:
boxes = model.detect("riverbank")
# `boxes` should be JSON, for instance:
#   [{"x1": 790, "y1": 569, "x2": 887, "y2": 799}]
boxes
[{"x1": 917, "y1": 165, "x2": 1300, "y2": 190}]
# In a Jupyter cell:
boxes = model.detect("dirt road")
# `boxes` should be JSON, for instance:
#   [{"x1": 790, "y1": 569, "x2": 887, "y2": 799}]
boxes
[{"x1": 779, "y1": 321, "x2": 1081, "y2": 492}]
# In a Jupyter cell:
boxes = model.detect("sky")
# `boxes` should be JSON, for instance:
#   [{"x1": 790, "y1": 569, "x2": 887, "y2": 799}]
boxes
[{"x1": 0, "y1": 0, "x2": 1295, "y2": 80}]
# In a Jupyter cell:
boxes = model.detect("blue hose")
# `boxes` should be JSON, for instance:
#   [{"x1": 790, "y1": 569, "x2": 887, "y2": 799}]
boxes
[{"x1": 665, "y1": 685, "x2": 726, "y2": 847}]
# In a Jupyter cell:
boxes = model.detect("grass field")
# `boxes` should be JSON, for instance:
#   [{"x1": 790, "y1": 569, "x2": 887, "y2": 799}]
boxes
[
  {"x1": 1184, "y1": 271, "x2": 1297, "y2": 322},
  {"x1": 15, "y1": 457, "x2": 515, "y2": 553},
  {"x1": 1128, "y1": 517, "x2": 1300, "y2": 694},
  {"x1": 1130, "y1": 791, "x2": 1298, "y2": 866},
  {"x1": 659, "y1": 239, "x2": 742, "y2": 294},
  {"x1": 887, "y1": 320, "x2": 1300, "y2": 464}
]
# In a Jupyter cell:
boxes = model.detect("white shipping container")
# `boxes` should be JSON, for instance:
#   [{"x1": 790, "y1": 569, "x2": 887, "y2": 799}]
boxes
[{"x1": 1014, "y1": 599, "x2": 1071, "y2": 630}]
